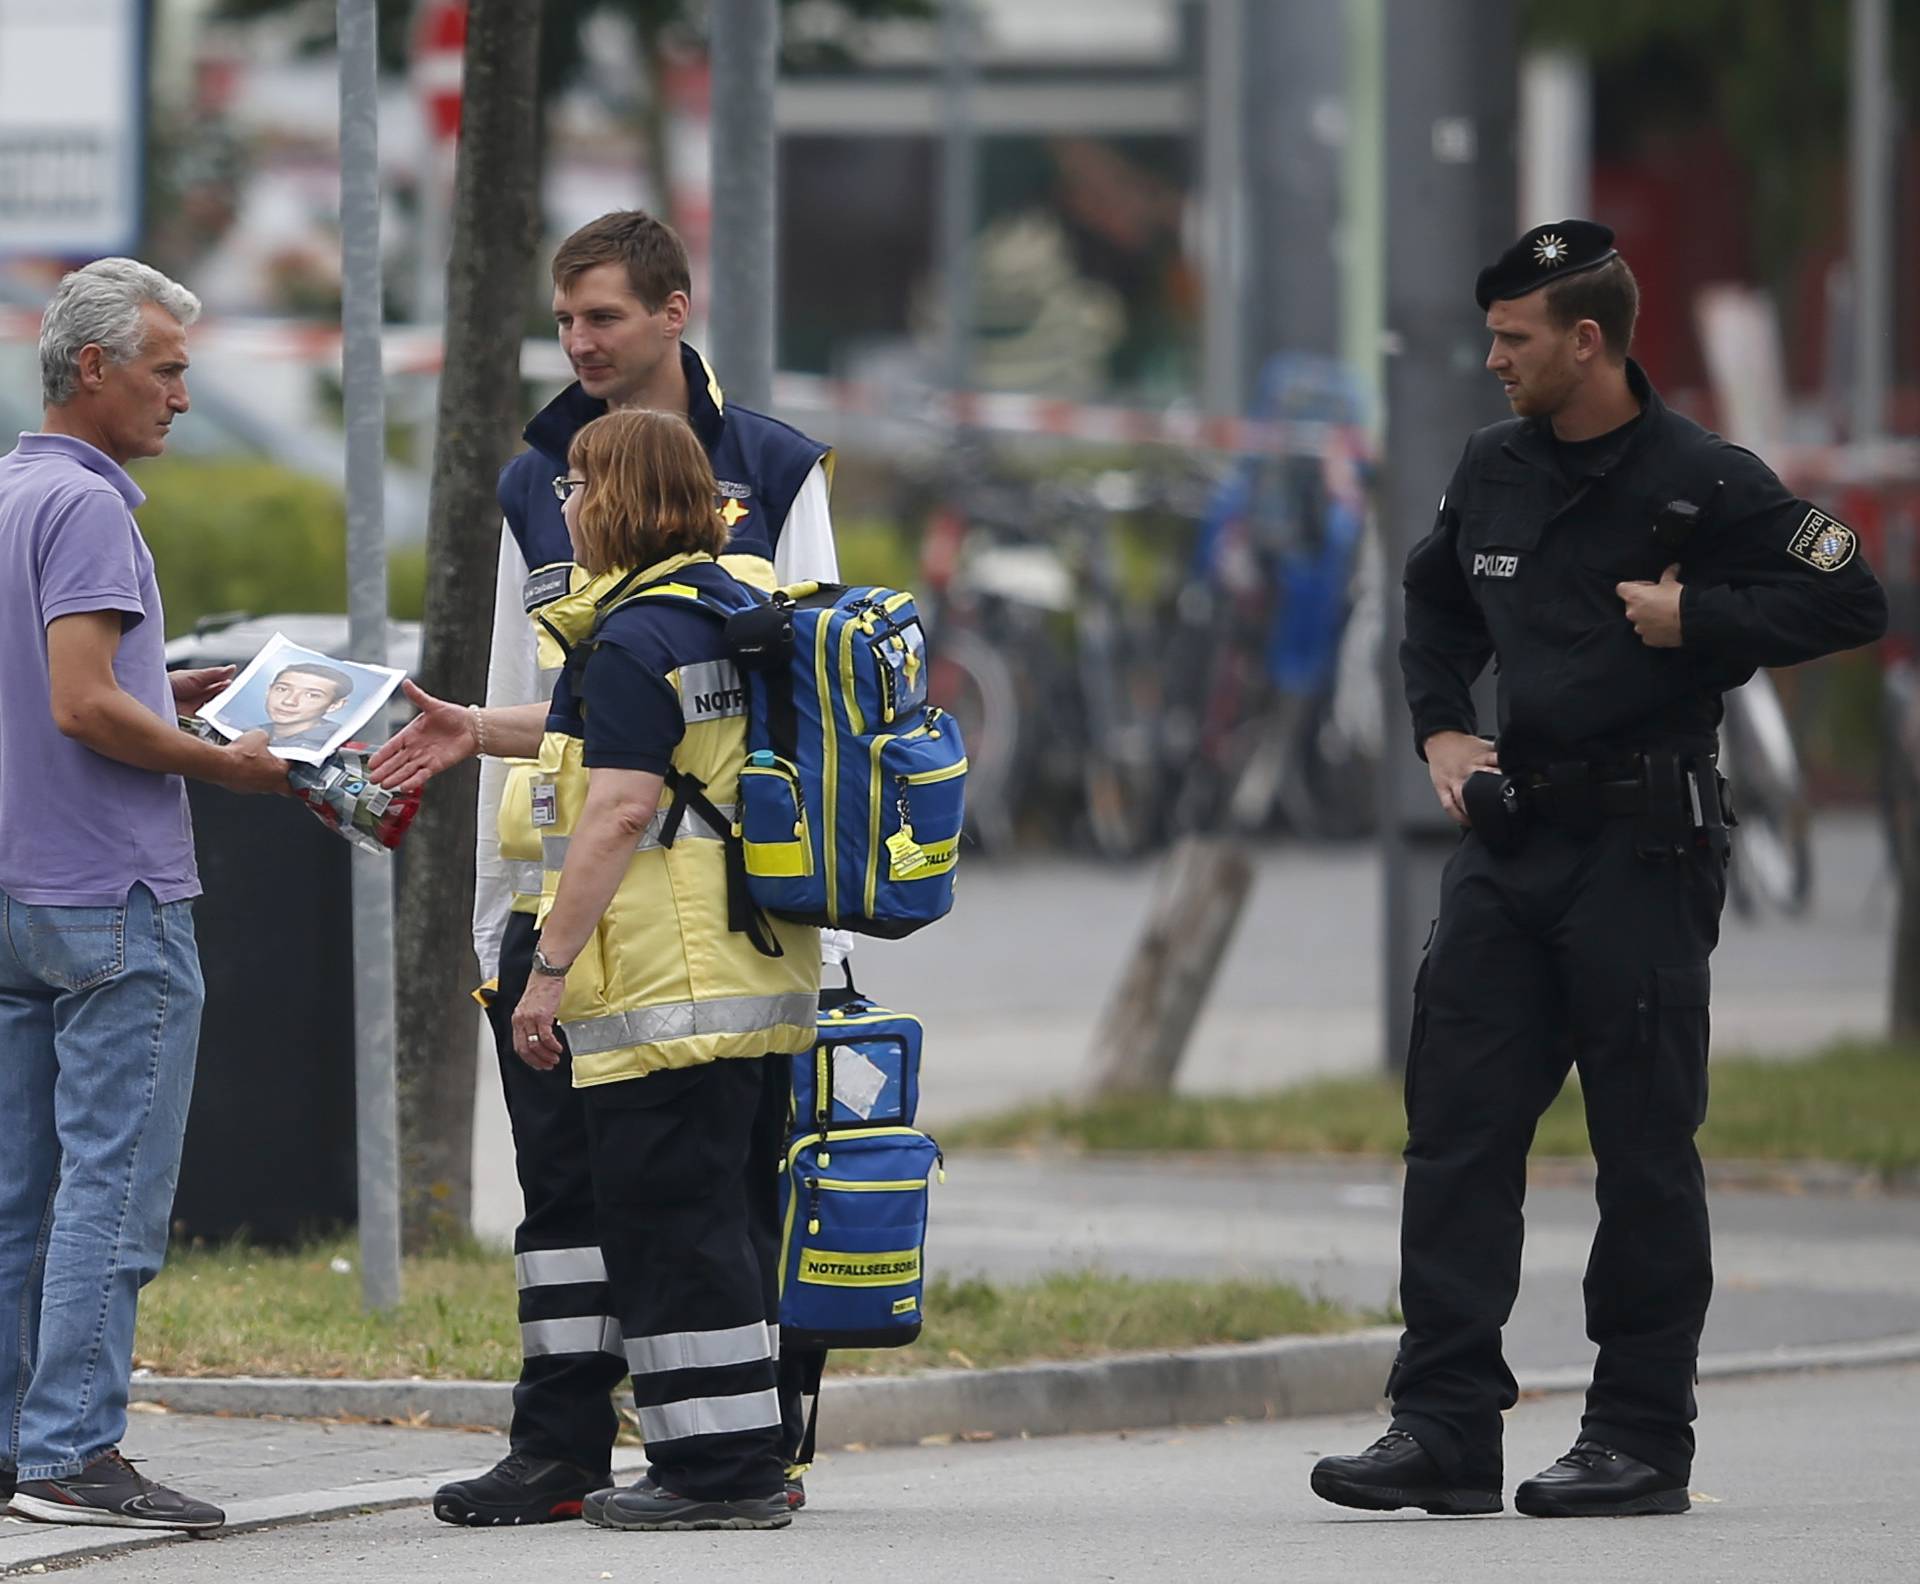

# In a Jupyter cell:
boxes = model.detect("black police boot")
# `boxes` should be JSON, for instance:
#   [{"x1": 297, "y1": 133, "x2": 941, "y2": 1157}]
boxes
[
  {"x1": 1309, "y1": 1429, "x2": 1502, "y2": 1516},
  {"x1": 1513, "y1": 1442, "x2": 1689, "y2": 1518},
  {"x1": 432, "y1": 1451, "x2": 610, "y2": 1526}
]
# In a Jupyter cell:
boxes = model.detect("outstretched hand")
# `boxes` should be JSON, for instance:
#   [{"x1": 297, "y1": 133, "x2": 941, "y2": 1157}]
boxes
[
  {"x1": 366, "y1": 679, "x2": 477, "y2": 792},
  {"x1": 169, "y1": 665, "x2": 237, "y2": 715}
]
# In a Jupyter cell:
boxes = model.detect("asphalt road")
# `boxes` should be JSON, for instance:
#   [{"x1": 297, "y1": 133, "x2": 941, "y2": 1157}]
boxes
[
  {"x1": 930, "y1": 1154, "x2": 1920, "y2": 1371},
  {"x1": 52, "y1": 1363, "x2": 1918, "y2": 1583}
]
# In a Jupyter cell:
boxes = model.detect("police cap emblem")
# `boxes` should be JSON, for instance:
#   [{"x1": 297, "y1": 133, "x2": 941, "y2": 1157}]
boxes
[
  {"x1": 1476, "y1": 219, "x2": 1619, "y2": 310},
  {"x1": 1786, "y1": 509, "x2": 1857, "y2": 572}
]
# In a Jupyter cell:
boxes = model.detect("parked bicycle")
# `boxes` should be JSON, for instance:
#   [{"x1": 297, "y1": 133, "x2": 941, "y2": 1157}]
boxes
[
  {"x1": 1157, "y1": 355, "x2": 1380, "y2": 841},
  {"x1": 1719, "y1": 670, "x2": 1814, "y2": 918},
  {"x1": 913, "y1": 451, "x2": 1173, "y2": 858}
]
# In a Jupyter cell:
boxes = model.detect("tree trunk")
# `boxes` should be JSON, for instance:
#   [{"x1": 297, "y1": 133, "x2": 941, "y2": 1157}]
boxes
[
  {"x1": 396, "y1": 0, "x2": 544, "y2": 1250},
  {"x1": 1081, "y1": 836, "x2": 1255, "y2": 1098}
]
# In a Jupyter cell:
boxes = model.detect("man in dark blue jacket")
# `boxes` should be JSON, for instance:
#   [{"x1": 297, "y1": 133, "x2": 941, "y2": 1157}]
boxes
[{"x1": 440, "y1": 211, "x2": 841, "y2": 1529}]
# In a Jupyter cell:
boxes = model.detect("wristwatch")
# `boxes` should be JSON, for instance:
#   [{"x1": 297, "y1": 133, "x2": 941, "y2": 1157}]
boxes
[{"x1": 530, "y1": 948, "x2": 572, "y2": 978}]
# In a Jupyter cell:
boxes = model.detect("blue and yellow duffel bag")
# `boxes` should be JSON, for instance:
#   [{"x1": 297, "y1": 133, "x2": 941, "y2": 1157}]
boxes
[{"x1": 778, "y1": 996, "x2": 940, "y2": 1349}]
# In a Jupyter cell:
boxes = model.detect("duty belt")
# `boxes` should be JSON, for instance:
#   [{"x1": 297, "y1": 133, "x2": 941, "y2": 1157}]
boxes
[{"x1": 1513, "y1": 749, "x2": 1728, "y2": 848}]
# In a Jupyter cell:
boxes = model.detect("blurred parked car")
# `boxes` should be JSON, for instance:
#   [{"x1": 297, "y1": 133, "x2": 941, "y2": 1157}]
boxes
[{"x1": 166, "y1": 611, "x2": 423, "y2": 682}]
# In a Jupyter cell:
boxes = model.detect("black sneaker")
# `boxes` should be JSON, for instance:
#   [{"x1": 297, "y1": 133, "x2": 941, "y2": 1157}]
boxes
[
  {"x1": 587, "y1": 1480, "x2": 790, "y2": 1531},
  {"x1": 432, "y1": 1451, "x2": 610, "y2": 1526},
  {"x1": 8, "y1": 1448, "x2": 224, "y2": 1531},
  {"x1": 784, "y1": 1475, "x2": 806, "y2": 1511},
  {"x1": 1513, "y1": 1441, "x2": 1690, "y2": 1518},
  {"x1": 1, "y1": 1464, "x2": 13, "y2": 1504},
  {"x1": 1310, "y1": 1429, "x2": 1503, "y2": 1516}
]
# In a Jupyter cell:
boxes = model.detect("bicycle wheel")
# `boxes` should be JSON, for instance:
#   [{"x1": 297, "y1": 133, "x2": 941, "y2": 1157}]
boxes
[
  {"x1": 929, "y1": 627, "x2": 1023, "y2": 854},
  {"x1": 1722, "y1": 677, "x2": 1813, "y2": 918}
]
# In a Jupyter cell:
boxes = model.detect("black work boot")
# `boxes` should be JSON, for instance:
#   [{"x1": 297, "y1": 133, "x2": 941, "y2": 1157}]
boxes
[
  {"x1": 1310, "y1": 1429, "x2": 1502, "y2": 1516},
  {"x1": 587, "y1": 1479, "x2": 790, "y2": 1531},
  {"x1": 432, "y1": 1451, "x2": 610, "y2": 1526},
  {"x1": 1513, "y1": 1441, "x2": 1689, "y2": 1518}
]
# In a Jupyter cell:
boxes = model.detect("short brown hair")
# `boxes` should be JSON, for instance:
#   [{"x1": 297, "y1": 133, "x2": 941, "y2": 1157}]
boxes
[
  {"x1": 1542, "y1": 255, "x2": 1639, "y2": 361},
  {"x1": 551, "y1": 210, "x2": 691, "y2": 310},
  {"x1": 567, "y1": 409, "x2": 726, "y2": 574}
]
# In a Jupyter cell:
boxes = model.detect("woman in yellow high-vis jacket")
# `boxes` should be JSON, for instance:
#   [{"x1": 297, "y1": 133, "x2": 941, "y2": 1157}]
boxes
[{"x1": 370, "y1": 409, "x2": 818, "y2": 1532}]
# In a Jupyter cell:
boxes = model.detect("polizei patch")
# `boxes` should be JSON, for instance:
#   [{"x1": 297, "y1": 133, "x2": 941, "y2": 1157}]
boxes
[
  {"x1": 1786, "y1": 510, "x2": 1857, "y2": 572},
  {"x1": 1472, "y1": 552, "x2": 1519, "y2": 579}
]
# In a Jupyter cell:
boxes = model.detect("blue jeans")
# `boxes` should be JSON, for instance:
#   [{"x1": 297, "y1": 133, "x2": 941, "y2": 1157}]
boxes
[{"x1": 0, "y1": 884, "x2": 204, "y2": 1481}]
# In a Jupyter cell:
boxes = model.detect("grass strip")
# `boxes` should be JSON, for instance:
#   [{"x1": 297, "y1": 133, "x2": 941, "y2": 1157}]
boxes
[
  {"x1": 134, "y1": 1254, "x2": 1369, "y2": 1383},
  {"x1": 946, "y1": 1039, "x2": 1920, "y2": 1177}
]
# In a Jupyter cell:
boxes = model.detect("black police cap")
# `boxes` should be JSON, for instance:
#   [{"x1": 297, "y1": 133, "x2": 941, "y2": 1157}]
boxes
[{"x1": 1475, "y1": 220, "x2": 1618, "y2": 310}]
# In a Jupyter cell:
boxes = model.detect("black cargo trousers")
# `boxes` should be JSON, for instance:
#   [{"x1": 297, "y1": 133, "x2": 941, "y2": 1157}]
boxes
[
  {"x1": 1386, "y1": 804, "x2": 1726, "y2": 1487},
  {"x1": 483, "y1": 910, "x2": 820, "y2": 1475}
]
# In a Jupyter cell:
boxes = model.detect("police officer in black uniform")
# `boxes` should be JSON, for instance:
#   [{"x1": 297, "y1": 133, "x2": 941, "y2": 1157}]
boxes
[{"x1": 1311, "y1": 221, "x2": 1887, "y2": 1520}]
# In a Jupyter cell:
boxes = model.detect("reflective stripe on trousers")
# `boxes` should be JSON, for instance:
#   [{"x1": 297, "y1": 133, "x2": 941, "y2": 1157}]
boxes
[
  {"x1": 519, "y1": 1314, "x2": 625, "y2": 1358},
  {"x1": 623, "y1": 1320, "x2": 777, "y2": 1376},
  {"x1": 540, "y1": 801, "x2": 736, "y2": 870},
  {"x1": 515, "y1": 1245, "x2": 607, "y2": 1288},
  {"x1": 637, "y1": 1387, "x2": 782, "y2": 1446},
  {"x1": 561, "y1": 991, "x2": 818, "y2": 1059}
]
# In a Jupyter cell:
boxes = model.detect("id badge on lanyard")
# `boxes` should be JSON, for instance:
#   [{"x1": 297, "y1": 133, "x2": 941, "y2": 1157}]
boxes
[{"x1": 530, "y1": 775, "x2": 559, "y2": 828}]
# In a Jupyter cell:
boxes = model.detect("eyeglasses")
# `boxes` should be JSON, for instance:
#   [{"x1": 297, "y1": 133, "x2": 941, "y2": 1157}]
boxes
[{"x1": 551, "y1": 475, "x2": 586, "y2": 504}]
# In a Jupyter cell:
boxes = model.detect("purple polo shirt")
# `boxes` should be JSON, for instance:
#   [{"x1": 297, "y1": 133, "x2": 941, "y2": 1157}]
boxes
[{"x1": 0, "y1": 432, "x2": 199, "y2": 906}]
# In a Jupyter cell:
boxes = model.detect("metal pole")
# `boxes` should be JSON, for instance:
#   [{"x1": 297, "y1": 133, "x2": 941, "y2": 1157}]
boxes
[
  {"x1": 938, "y1": 0, "x2": 978, "y2": 395},
  {"x1": 1247, "y1": 0, "x2": 1345, "y2": 368},
  {"x1": 1378, "y1": 0, "x2": 1517, "y2": 1071},
  {"x1": 1849, "y1": 0, "x2": 1891, "y2": 444},
  {"x1": 338, "y1": 0, "x2": 401, "y2": 1311},
  {"x1": 1342, "y1": 0, "x2": 1386, "y2": 436},
  {"x1": 708, "y1": 0, "x2": 778, "y2": 409},
  {"x1": 1517, "y1": 48, "x2": 1591, "y2": 229},
  {"x1": 1200, "y1": 0, "x2": 1247, "y2": 417}
]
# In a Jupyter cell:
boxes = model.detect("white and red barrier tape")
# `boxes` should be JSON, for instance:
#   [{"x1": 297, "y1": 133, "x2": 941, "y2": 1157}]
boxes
[
  {"x1": 12, "y1": 305, "x2": 1920, "y2": 483},
  {"x1": 0, "y1": 307, "x2": 1376, "y2": 461}
]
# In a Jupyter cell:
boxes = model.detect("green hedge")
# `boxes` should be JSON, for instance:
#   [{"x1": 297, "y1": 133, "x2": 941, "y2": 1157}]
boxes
[{"x1": 134, "y1": 459, "x2": 425, "y2": 636}]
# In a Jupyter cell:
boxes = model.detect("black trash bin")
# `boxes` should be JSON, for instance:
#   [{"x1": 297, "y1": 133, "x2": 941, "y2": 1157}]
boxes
[
  {"x1": 163, "y1": 613, "x2": 420, "y2": 1246},
  {"x1": 170, "y1": 779, "x2": 359, "y2": 1245}
]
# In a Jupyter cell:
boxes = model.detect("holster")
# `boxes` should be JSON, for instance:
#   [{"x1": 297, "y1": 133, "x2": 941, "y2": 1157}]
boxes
[
  {"x1": 1635, "y1": 750, "x2": 1691, "y2": 859},
  {"x1": 1689, "y1": 764, "x2": 1734, "y2": 863},
  {"x1": 1463, "y1": 770, "x2": 1528, "y2": 856}
]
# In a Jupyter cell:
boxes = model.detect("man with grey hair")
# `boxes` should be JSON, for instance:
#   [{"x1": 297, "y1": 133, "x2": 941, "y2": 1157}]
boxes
[{"x1": 0, "y1": 258, "x2": 289, "y2": 1533}]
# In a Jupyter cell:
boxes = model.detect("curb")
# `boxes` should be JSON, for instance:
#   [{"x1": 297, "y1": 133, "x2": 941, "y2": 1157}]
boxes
[
  {"x1": 814, "y1": 1327, "x2": 1402, "y2": 1446},
  {"x1": 126, "y1": 1326, "x2": 1920, "y2": 1447},
  {"x1": 982, "y1": 1147, "x2": 1920, "y2": 1198},
  {"x1": 1516, "y1": 1330, "x2": 1920, "y2": 1396},
  {"x1": 127, "y1": 1326, "x2": 1405, "y2": 1445}
]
